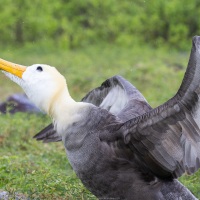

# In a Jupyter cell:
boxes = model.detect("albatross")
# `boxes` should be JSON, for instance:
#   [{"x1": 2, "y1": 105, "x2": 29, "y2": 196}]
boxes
[{"x1": 1, "y1": 37, "x2": 200, "y2": 200}]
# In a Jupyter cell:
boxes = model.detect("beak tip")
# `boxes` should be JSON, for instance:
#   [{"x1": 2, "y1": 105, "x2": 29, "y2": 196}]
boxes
[{"x1": 0, "y1": 58, "x2": 26, "y2": 78}]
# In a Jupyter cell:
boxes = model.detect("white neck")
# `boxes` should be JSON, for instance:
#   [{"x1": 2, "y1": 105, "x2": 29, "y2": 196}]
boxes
[
  {"x1": 47, "y1": 88, "x2": 89, "y2": 136},
  {"x1": 48, "y1": 88, "x2": 75, "y2": 120}
]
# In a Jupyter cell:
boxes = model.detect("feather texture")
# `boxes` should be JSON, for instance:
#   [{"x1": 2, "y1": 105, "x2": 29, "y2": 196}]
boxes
[{"x1": 120, "y1": 36, "x2": 200, "y2": 179}]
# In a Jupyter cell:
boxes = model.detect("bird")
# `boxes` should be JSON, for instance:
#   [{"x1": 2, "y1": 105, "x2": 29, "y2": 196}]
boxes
[{"x1": 1, "y1": 36, "x2": 200, "y2": 200}]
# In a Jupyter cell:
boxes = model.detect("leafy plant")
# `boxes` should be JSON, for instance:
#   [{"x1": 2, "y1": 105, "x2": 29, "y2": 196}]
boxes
[{"x1": 0, "y1": 0, "x2": 199, "y2": 49}]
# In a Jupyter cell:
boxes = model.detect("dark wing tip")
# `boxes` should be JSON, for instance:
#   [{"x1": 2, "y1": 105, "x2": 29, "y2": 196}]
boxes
[
  {"x1": 33, "y1": 124, "x2": 54, "y2": 139},
  {"x1": 33, "y1": 124, "x2": 62, "y2": 143}
]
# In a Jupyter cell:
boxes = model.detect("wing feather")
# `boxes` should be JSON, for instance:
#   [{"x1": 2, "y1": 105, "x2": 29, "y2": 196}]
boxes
[
  {"x1": 33, "y1": 124, "x2": 61, "y2": 143},
  {"x1": 121, "y1": 36, "x2": 200, "y2": 178},
  {"x1": 82, "y1": 75, "x2": 151, "y2": 116}
]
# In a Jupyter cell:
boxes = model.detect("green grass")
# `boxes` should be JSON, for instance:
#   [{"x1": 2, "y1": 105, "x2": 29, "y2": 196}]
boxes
[
  {"x1": 0, "y1": 114, "x2": 95, "y2": 199},
  {"x1": 0, "y1": 43, "x2": 200, "y2": 199}
]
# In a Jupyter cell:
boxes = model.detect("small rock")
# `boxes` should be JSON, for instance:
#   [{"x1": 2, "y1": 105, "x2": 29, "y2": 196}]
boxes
[
  {"x1": 0, "y1": 190, "x2": 28, "y2": 200},
  {"x1": 0, "y1": 93, "x2": 41, "y2": 114},
  {"x1": 0, "y1": 191, "x2": 8, "y2": 200}
]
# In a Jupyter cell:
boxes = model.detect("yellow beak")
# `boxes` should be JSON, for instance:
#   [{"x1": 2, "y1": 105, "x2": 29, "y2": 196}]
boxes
[{"x1": 0, "y1": 58, "x2": 26, "y2": 78}]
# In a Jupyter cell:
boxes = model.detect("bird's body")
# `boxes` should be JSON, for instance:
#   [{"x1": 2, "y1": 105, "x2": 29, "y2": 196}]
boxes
[
  {"x1": 1, "y1": 36, "x2": 200, "y2": 199},
  {"x1": 36, "y1": 88, "x2": 197, "y2": 199},
  {"x1": 55, "y1": 104, "x2": 196, "y2": 200}
]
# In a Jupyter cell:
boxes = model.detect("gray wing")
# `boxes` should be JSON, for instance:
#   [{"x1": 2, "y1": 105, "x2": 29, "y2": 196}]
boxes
[
  {"x1": 82, "y1": 75, "x2": 152, "y2": 119},
  {"x1": 120, "y1": 36, "x2": 200, "y2": 179},
  {"x1": 34, "y1": 76, "x2": 152, "y2": 142}
]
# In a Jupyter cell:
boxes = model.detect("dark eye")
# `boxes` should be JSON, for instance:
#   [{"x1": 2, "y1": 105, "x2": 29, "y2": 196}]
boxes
[{"x1": 36, "y1": 66, "x2": 43, "y2": 72}]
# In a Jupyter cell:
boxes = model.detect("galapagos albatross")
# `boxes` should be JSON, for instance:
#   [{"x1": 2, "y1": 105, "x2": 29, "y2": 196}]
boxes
[{"x1": 1, "y1": 36, "x2": 200, "y2": 199}]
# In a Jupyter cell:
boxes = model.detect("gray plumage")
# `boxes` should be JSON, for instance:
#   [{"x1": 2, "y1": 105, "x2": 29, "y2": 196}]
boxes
[{"x1": 33, "y1": 36, "x2": 200, "y2": 199}]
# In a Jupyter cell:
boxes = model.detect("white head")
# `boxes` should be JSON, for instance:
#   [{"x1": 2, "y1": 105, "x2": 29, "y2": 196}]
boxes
[{"x1": 0, "y1": 59, "x2": 73, "y2": 115}]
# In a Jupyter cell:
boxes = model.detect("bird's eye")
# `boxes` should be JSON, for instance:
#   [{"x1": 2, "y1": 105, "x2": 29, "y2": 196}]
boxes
[{"x1": 36, "y1": 66, "x2": 43, "y2": 72}]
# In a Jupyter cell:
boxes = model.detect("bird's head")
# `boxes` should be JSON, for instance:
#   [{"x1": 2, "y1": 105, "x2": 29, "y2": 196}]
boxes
[{"x1": 0, "y1": 58, "x2": 71, "y2": 115}]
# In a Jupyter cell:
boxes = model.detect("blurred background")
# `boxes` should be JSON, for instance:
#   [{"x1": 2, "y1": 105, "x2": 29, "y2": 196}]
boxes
[
  {"x1": 0, "y1": 0, "x2": 200, "y2": 104},
  {"x1": 0, "y1": 0, "x2": 200, "y2": 199},
  {"x1": 0, "y1": 0, "x2": 199, "y2": 49}
]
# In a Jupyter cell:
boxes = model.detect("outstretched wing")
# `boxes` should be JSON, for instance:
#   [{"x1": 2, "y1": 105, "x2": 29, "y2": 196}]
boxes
[
  {"x1": 120, "y1": 36, "x2": 200, "y2": 179},
  {"x1": 34, "y1": 76, "x2": 152, "y2": 142},
  {"x1": 82, "y1": 75, "x2": 151, "y2": 119}
]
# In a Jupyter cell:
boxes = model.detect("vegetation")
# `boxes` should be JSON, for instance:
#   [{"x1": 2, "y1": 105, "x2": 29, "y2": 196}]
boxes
[
  {"x1": 0, "y1": 114, "x2": 95, "y2": 199},
  {"x1": 0, "y1": 44, "x2": 200, "y2": 199},
  {"x1": 0, "y1": 0, "x2": 200, "y2": 49}
]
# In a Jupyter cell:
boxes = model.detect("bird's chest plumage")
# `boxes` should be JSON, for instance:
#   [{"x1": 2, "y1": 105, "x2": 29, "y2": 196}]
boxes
[
  {"x1": 60, "y1": 108, "x2": 124, "y2": 197},
  {"x1": 60, "y1": 107, "x2": 105, "y2": 173},
  {"x1": 64, "y1": 129, "x2": 101, "y2": 173},
  {"x1": 57, "y1": 107, "x2": 151, "y2": 199},
  {"x1": 61, "y1": 122, "x2": 128, "y2": 198},
  {"x1": 64, "y1": 131, "x2": 116, "y2": 197}
]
